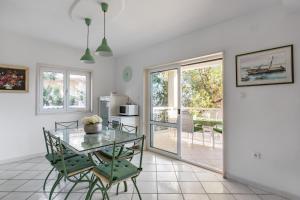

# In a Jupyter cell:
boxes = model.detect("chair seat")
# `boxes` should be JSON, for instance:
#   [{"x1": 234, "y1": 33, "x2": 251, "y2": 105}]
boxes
[
  {"x1": 45, "y1": 149, "x2": 77, "y2": 164},
  {"x1": 54, "y1": 155, "x2": 94, "y2": 176},
  {"x1": 93, "y1": 159, "x2": 140, "y2": 182},
  {"x1": 98, "y1": 146, "x2": 134, "y2": 159}
]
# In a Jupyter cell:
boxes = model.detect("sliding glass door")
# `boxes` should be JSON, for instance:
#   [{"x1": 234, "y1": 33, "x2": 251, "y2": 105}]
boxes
[
  {"x1": 149, "y1": 66, "x2": 181, "y2": 157},
  {"x1": 147, "y1": 56, "x2": 224, "y2": 172}
]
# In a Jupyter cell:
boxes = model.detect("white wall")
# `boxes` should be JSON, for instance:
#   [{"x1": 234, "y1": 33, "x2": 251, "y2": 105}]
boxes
[
  {"x1": 115, "y1": 6, "x2": 300, "y2": 199},
  {"x1": 0, "y1": 30, "x2": 115, "y2": 162}
]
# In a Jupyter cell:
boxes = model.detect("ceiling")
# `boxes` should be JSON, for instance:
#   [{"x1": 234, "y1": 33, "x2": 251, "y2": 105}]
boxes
[{"x1": 0, "y1": 0, "x2": 284, "y2": 57}]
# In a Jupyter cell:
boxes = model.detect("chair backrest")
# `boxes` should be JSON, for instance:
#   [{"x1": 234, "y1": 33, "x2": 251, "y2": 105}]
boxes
[
  {"x1": 181, "y1": 111, "x2": 194, "y2": 133},
  {"x1": 44, "y1": 128, "x2": 68, "y2": 175},
  {"x1": 121, "y1": 124, "x2": 138, "y2": 135},
  {"x1": 55, "y1": 120, "x2": 79, "y2": 131},
  {"x1": 43, "y1": 127, "x2": 51, "y2": 156},
  {"x1": 203, "y1": 125, "x2": 213, "y2": 133},
  {"x1": 108, "y1": 121, "x2": 121, "y2": 130},
  {"x1": 108, "y1": 135, "x2": 145, "y2": 182}
]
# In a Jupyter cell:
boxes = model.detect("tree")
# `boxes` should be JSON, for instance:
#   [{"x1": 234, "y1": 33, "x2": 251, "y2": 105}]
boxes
[
  {"x1": 182, "y1": 65, "x2": 223, "y2": 117},
  {"x1": 151, "y1": 72, "x2": 168, "y2": 106}
]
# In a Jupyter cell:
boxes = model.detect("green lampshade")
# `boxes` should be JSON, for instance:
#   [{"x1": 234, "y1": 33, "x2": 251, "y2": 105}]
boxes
[
  {"x1": 80, "y1": 48, "x2": 95, "y2": 64},
  {"x1": 95, "y1": 37, "x2": 113, "y2": 57}
]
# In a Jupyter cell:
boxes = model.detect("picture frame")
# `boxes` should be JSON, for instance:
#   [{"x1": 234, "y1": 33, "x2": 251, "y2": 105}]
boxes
[
  {"x1": 0, "y1": 64, "x2": 29, "y2": 92},
  {"x1": 236, "y1": 45, "x2": 294, "y2": 87}
]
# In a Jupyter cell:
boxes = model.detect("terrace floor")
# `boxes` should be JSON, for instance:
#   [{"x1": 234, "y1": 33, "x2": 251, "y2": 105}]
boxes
[
  {"x1": 0, "y1": 151, "x2": 287, "y2": 200},
  {"x1": 153, "y1": 130, "x2": 223, "y2": 171}
]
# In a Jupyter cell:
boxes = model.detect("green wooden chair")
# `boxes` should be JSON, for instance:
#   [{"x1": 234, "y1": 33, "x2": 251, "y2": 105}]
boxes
[
  {"x1": 55, "y1": 120, "x2": 79, "y2": 131},
  {"x1": 42, "y1": 127, "x2": 78, "y2": 191},
  {"x1": 44, "y1": 129, "x2": 95, "y2": 200},
  {"x1": 85, "y1": 135, "x2": 145, "y2": 200}
]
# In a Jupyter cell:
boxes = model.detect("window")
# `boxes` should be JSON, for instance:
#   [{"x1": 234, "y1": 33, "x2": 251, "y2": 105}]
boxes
[{"x1": 37, "y1": 65, "x2": 91, "y2": 114}]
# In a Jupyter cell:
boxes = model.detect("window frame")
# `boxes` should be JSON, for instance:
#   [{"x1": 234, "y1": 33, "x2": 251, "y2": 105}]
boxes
[
  {"x1": 36, "y1": 64, "x2": 92, "y2": 115},
  {"x1": 67, "y1": 70, "x2": 91, "y2": 112}
]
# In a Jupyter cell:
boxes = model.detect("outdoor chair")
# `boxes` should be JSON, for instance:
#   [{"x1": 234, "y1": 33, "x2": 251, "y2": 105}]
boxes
[
  {"x1": 44, "y1": 129, "x2": 94, "y2": 200},
  {"x1": 203, "y1": 125, "x2": 215, "y2": 148},
  {"x1": 55, "y1": 120, "x2": 79, "y2": 131},
  {"x1": 181, "y1": 111, "x2": 204, "y2": 144},
  {"x1": 85, "y1": 135, "x2": 145, "y2": 200}
]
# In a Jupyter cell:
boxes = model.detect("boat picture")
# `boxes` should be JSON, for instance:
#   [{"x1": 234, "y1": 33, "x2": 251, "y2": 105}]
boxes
[
  {"x1": 236, "y1": 45, "x2": 293, "y2": 87},
  {"x1": 246, "y1": 56, "x2": 286, "y2": 76}
]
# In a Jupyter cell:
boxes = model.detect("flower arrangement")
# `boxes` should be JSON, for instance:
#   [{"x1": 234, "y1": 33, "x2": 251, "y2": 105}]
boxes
[
  {"x1": 0, "y1": 68, "x2": 25, "y2": 90},
  {"x1": 82, "y1": 115, "x2": 102, "y2": 125}
]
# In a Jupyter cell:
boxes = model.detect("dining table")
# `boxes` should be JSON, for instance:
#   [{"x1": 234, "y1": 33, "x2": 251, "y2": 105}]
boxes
[
  {"x1": 49, "y1": 125, "x2": 141, "y2": 155},
  {"x1": 47, "y1": 125, "x2": 144, "y2": 200}
]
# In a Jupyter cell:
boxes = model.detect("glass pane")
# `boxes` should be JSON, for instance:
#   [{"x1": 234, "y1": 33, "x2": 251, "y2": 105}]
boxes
[
  {"x1": 42, "y1": 71, "x2": 64, "y2": 109},
  {"x1": 69, "y1": 74, "x2": 87, "y2": 109},
  {"x1": 51, "y1": 126, "x2": 141, "y2": 153},
  {"x1": 151, "y1": 124, "x2": 177, "y2": 154},
  {"x1": 151, "y1": 69, "x2": 178, "y2": 123}
]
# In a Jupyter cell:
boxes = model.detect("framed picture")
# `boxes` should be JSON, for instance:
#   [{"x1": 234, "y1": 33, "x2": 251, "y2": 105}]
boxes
[
  {"x1": 0, "y1": 64, "x2": 29, "y2": 92},
  {"x1": 236, "y1": 45, "x2": 294, "y2": 87}
]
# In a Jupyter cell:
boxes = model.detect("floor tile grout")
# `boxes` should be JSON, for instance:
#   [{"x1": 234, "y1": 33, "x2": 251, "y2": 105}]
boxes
[{"x1": 0, "y1": 153, "x2": 288, "y2": 200}]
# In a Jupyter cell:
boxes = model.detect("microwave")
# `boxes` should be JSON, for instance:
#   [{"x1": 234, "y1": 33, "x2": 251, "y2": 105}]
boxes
[{"x1": 119, "y1": 105, "x2": 138, "y2": 116}]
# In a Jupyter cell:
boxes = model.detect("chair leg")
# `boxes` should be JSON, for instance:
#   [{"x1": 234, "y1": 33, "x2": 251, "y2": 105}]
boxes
[
  {"x1": 104, "y1": 189, "x2": 110, "y2": 200},
  {"x1": 64, "y1": 172, "x2": 89, "y2": 200},
  {"x1": 132, "y1": 177, "x2": 141, "y2": 200},
  {"x1": 90, "y1": 188, "x2": 101, "y2": 200},
  {"x1": 43, "y1": 166, "x2": 55, "y2": 190},
  {"x1": 85, "y1": 179, "x2": 97, "y2": 200},
  {"x1": 49, "y1": 174, "x2": 63, "y2": 200},
  {"x1": 116, "y1": 180, "x2": 128, "y2": 195},
  {"x1": 192, "y1": 133, "x2": 194, "y2": 144},
  {"x1": 123, "y1": 181, "x2": 128, "y2": 192},
  {"x1": 116, "y1": 182, "x2": 120, "y2": 195},
  {"x1": 212, "y1": 132, "x2": 215, "y2": 148}
]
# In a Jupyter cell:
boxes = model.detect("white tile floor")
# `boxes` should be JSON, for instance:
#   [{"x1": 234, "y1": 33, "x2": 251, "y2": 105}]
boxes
[
  {"x1": 154, "y1": 130, "x2": 223, "y2": 171},
  {"x1": 0, "y1": 151, "x2": 288, "y2": 200}
]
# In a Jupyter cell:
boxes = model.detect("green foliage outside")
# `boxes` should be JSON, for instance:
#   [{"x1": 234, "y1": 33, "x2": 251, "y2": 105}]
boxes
[
  {"x1": 182, "y1": 65, "x2": 223, "y2": 119},
  {"x1": 69, "y1": 91, "x2": 85, "y2": 106},
  {"x1": 43, "y1": 86, "x2": 63, "y2": 107},
  {"x1": 151, "y1": 66, "x2": 223, "y2": 132},
  {"x1": 151, "y1": 71, "x2": 168, "y2": 106},
  {"x1": 43, "y1": 72, "x2": 63, "y2": 107}
]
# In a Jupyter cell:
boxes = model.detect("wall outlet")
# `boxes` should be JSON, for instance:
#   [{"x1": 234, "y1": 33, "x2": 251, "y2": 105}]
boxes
[{"x1": 253, "y1": 152, "x2": 262, "y2": 159}]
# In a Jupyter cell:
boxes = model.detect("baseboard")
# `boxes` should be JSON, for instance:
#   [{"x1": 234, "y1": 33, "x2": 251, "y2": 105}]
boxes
[
  {"x1": 225, "y1": 172, "x2": 299, "y2": 200},
  {"x1": 0, "y1": 152, "x2": 45, "y2": 165}
]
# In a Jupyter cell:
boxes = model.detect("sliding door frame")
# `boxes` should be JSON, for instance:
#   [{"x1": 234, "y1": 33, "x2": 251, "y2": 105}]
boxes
[
  {"x1": 143, "y1": 52, "x2": 225, "y2": 174},
  {"x1": 147, "y1": 64, "x2": 182, "y2": 159}
]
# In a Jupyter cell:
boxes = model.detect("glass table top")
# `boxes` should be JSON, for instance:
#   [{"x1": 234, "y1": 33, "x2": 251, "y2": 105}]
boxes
[{"x1": 49, "y1": 126, "x2": 141, "y2": 154}]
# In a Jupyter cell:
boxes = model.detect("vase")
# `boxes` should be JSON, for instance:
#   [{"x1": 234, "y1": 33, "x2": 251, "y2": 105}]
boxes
[{"x1": 84, "y1": 123, "x2": 102, "y2": 134}]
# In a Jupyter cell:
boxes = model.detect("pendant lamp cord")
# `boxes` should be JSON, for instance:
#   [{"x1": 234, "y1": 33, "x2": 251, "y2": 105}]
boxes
[
  {"x1": 104, "y1": 11, "x2": 106, "y2": 38},
  {"x1": 87, "y1": 24, "x2": 90, "y2": 48}
]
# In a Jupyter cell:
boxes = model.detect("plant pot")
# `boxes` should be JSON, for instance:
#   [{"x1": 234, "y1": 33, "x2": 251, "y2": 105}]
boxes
[{"x1": 84, "y1": 123, "x2": 102, "y2": 134}]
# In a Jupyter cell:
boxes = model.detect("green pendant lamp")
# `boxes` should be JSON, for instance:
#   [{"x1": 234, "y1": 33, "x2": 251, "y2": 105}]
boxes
[
  {"x1": 80, "y1": 18, "x2": 95, "y2": 64},
  {"x1": 95, "y1": 2, "x2": 113, "y2": 57}
]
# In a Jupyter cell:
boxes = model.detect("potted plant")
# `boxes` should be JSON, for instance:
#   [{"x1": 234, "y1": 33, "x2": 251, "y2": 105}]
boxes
[{"x1": 82, "y1": 115, "x2": 102, "y2": 134}]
